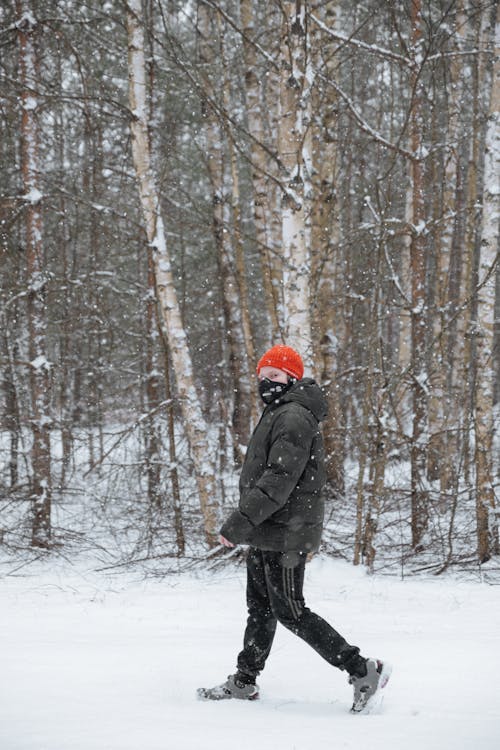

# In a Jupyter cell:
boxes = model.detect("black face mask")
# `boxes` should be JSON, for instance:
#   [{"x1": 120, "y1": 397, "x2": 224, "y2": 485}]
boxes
[{"x1": 258, "y1": 377, "x2": 293, "y2": 404}]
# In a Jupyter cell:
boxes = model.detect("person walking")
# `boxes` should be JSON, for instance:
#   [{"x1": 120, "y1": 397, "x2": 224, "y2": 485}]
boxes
[{"x1": 197, "y1": 345, "x2": 391, "y2": 713}]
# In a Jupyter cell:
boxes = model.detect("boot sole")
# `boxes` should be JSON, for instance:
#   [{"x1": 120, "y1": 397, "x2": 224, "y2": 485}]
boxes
[
  {"x1": 196, "y1": 687, "x2": 260, "y2": 701},
  {"x1": 351, "y1": 661, "x2": 392, "y2": 714}
]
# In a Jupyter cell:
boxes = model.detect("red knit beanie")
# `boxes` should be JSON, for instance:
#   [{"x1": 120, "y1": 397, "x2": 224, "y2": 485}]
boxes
[{"x1": 256, "y1": 345, "x2": 304, "y2": 380}]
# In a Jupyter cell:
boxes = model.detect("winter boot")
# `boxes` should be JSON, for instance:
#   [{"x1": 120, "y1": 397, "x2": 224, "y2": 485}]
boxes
[
  {"x1": 197, "y1": 674, "x2": 259, "y2": 701},
  {"x1": 349, "y1": 658, "x2": 392, "y2": 713}
]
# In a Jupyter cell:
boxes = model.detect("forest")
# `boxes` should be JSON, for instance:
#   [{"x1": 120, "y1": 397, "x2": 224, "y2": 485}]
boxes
[{"x1": 1, "y1": 0, "x2": 499, "y2": 575}]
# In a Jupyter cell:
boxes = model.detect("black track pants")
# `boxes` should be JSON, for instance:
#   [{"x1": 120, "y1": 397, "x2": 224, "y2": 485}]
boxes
[{"x1": 236, "y1": 547, "x2": 365, "y2": 680}]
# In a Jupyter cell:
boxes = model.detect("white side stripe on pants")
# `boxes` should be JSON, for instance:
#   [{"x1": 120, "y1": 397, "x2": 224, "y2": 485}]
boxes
[{"x1": 282, "y1": 564, "x2": 303, "y2": 620}]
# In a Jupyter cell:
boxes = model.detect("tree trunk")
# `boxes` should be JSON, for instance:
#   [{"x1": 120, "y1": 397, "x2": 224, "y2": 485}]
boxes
[
  {"x1": 278, "y1": 0, "x2": 313, "y2": 361},
  {"x1": 240, "y1": 0, "x2": 282, "y2": 342},
  {"x1": 145, "y1": 243, "x2": 162, "y2": 510},
  {"x1": 226, "y1": 104, "x2": 260, "y2": 429},
  {"x1": 1, "y1": 329, "x2": 20, "y2": 488},
  {"x1": 143, "y1": 16, "x2": 162, "y2": 511},
  {"x1": 17, "y1": 1, "x2": 52, "y2": 548},
  {"x1": 474, "y1": 1, "x2": 499, "y2": 562},
  {"x1": 163, "y1": 343, "x2": 184, "y2": 556},
  {"x1": 409, "y1": 0, "x2": 429, "y2": 550},
  {"x1": 311, "y1": 2, "x2": 345, "y2": 494},
  {"x1": 197, "y1": 3, "x2": 254, "y2": 463},
  {"x1": 127, "y1": 0, "x2": 218, "y2": 548}
]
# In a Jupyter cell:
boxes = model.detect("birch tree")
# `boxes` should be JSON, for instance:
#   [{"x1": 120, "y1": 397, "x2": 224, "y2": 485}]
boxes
[
  {"x1": 278, "y1": 0, "x2": 313, "y2": 361},
  {"x1": 408, "y1": 0, "x2": 429, "y2": 550},
  {"x1": 142, "y1": 3, "x2": 167, "y2": 513},
  {"x1": 474, "y1": 1, "x2": 500, "y2": 562},
  {"x1": 127, "y1": 0, "x2": 218, "y2": 547}
]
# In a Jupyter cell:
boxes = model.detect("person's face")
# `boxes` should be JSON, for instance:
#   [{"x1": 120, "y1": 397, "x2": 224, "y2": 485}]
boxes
[{"x1": 258, "y1": 365, "x2": 289, "y2": 384}]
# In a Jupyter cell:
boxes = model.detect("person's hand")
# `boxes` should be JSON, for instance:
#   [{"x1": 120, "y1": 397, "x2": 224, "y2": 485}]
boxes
[{"x1": 219, "y1": 535, "x2": 235, "y2": 548}]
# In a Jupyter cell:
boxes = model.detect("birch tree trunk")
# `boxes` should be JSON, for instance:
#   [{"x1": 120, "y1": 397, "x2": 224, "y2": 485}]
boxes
[
  {"x1": 409, "y1": 0, "x2": 429, "y2": 550},
  {"x1": 474, "y1": 1, "x2": 500, "y2": 562},
  {"x1": 145, "y1": 244, "x2": 162, "y2": 510},
  {"x1": 17, "y1": 1, "x2": 52, "y2": 548},
  {"x1": 494, "y1": 256, "x2": 500, "y2": 414},
  {"x1": 278, "y1": 0, "x2": 313, "y2": 361},
  {"x1": 267, "y1": 55, "x2": 286, "y2": 329},
  {"x1": 142, "y1": 10, "x2": 163, "y2": 511},
  {"x1": 399, "y1": 190, "x2": 413, "y2": 373},
  {"x1": 462, "y1": 10, "x2": 489, "y2": 485},
  {"x1": 127, "y1": 0, "x2": 218, "y2": 547}
]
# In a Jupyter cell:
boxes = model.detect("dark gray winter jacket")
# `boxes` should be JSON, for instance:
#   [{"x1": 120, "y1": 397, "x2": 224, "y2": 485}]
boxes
[{"x1": 220, "y1": 378, "x2": 328, "y2": 553}]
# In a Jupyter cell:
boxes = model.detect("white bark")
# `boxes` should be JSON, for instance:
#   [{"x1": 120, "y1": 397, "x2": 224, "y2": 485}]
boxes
[
  {"x1": 278, "y1": 0, "x2": 313, "y2": 364},
  {"x1": 474, "y1": 2, "x2": 500, "y2": 561},
  {"x1": 127, "y1": 0, "x2": 218, "y2": 547}
]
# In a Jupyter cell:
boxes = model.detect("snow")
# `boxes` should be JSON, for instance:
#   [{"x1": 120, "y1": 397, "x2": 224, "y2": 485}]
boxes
[
  {"x1": 23, "y1": 96, "x2": 37, "y2": 111},
  {"x1": 309, "y1": 14, "x2": 411, "y2": 68},
  {"x1": 30, "y1": 355, "x2": 51, "y2": 371},
  {"x1": 17, "y1": 11, "x2": 37, "y2": 30},
  {"x1": 22, "y1": 188, "x2": 43, "y2": 204},
  {"x1": 413, "y1": 219, "x2": 427, "y2": 235},
  {"x1": 1, "y1": 555, "x2": 499, "y2": 750}
]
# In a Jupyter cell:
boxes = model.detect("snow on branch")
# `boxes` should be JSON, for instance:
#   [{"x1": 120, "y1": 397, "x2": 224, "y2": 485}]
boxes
[
  {"x1": 15, "y1": 11, "x2": 37, "y2": 32},
  {"x1": 426, "y1": 48, "x2": 495, "y2": 63},
  {"x1": 30, "y1": 355, "x2": 52, "y2": 372},
  {"x1": 317, "y1": 73, "x2": 414, "y2": 160},
  {"x1": 310, "y1": 13, "x2": 411, "y2": 68},
  {"x1": 22, "y1": 188, "x2": 43, "y2": 204},
  {"x1": 383, "y1": 243, "x2": 412, "y2": 308}
]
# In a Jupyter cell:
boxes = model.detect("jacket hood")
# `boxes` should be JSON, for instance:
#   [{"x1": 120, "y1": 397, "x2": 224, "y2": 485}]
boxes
[{"x1": 281, "y1": 378, "x2": 328, "y2": 422}]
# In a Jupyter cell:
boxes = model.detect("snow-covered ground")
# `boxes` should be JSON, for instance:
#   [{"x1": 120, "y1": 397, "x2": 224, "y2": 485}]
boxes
[{"x1": 1, "y1": 554, "x2": 499, "y2": 750}]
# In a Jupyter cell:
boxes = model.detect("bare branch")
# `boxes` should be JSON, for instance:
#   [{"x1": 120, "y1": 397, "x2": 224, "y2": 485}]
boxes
[
  {"x1": 317, "y1": 72, "x2": 415, "y2": 160},
  {"x1": 310, "y1": 13, "x2": 412, "y2": 67}
]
